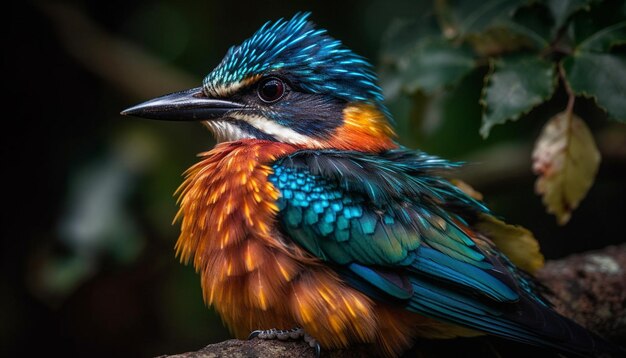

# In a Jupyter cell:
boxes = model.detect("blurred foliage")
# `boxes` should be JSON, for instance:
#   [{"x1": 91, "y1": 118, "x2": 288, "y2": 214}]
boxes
[
  {"x1": 3, "y1": 1, "x2": 625, "y2": 358},
  {"x1": 380, "y1": 0, "x2": 625, "y2": 224}
]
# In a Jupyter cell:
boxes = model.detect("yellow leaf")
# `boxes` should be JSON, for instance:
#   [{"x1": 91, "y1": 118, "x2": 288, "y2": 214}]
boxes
[
  {"x1": 449, "y1": 179, "x2": 483, "y2": 201},
  {"x1": 473, "y1": 214, "x2": 545, "y2": 274},
  {"x1": 450, "y1": 179, "x2": 544, "y2": 273},
  {"x1": 532, "y1": 111, "x2": 601, "y2": 225}
]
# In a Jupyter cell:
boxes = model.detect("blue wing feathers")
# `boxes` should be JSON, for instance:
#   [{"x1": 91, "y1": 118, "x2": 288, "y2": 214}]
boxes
[
  {"x1": 269, "y1": 149, "x2": 617, "y2": 357},
  {"x1": 269, "y1": 151, "x2": 517, "y2": 294},
  {"x1": 348, "y1": 263, "x2": 413, "y2": 300},
  {"x1": 410, "y1": 247, "x2": 518, "y2": 302}
]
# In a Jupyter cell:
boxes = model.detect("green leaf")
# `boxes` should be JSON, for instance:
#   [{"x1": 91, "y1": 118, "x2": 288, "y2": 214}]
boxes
[
  {"x1": 438, "y1": 1, "x2": 553, "y2": 51},
  {"x1": 563, "y1": 53, "x2": 626, "y2": 121},
  {"x1": 400, "y1": 38, "x2": 476, "y2": 94},
  {"x1": 381, "y1": 17, "x2": 441, "y2": 61},
  {"x1": 577, "y1": 21, "x2": 626, "y2": 52},
  {"x1": 546, "y1": 0, "x2": 594, "y2": 34},
  {"x1": 405, "y1": 68, "x2": 487, "y2": 157},
  {"x1": 379, "y1": 15, "x2": 443, "y2": 99},
  {"x1": 569, "y1": 0, "x2": 626, "y2": 50},
  {"x1": 508, "y1": 3, "x2": 554, "y2": 48},
  {"x1": 532, "y1": 111, "x2": 600, "y2": 225},
  {"x1": 562, "y1": 1, "x2": 626, "y2": 122},
  {"x1": 465, "y1": 25, "x2": 540, "y2": 57},
  {"x1": 480, "y1": 55, "x2": 557, "y2": 137},
  {"x1": 435, "y1": 0, "x2": 526, "y2": 38},
  {"x1": 463, "y1": 3, "x2": 557, "y2": 55}
]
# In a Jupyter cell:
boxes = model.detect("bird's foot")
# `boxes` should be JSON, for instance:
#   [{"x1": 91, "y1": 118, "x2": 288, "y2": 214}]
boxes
[
  {"x1": 304, "y1": 333, "x2": 322, "y2": 356},
  {"x1": 248, "y1": 327, "x2": 304, "y2": 340},
  {"x1": 248, "y1": 327, "x2": 321, "y2": 357}
]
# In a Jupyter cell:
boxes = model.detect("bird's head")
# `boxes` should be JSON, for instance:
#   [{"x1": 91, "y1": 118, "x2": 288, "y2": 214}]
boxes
[{"x1": 122, "y1": 12, "x2": 396, "y2": 152}]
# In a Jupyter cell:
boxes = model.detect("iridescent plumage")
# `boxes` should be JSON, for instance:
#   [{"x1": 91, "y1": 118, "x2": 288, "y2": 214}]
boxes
[
  {"x1": 123, "y1": 12, "x2": 620, "y2": 358},
  {"x1": 203, "y1": 13, "x2": 384, "y2": 105}
]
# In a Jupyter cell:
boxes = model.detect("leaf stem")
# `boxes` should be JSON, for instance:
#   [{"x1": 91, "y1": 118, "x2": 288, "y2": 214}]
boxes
[
  {"x1": 558, "y1": 62, "x2": 575, "y2": 115},
  {"x1": 541, "y1": 19, "x2": 573, "y2": 59},
  {"x1": 557, "y1": 63, "x2": 576, "y2": 225}
]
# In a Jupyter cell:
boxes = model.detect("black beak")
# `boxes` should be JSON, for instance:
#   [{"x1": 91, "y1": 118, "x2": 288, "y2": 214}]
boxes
[{"x1": 120, "y1": 87, "x2": 244, "y2": 121}]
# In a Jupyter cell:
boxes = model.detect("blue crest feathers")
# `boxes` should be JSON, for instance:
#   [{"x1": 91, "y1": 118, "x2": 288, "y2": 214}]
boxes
[{"x1": 203, "y1": 12, "x2": 385, "y2": 105}]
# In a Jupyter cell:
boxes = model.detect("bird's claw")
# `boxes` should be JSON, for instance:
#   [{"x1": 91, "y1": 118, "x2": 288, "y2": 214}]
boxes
[
  {"x1": 248, "y1": 327, "x2": 304, "y2": 340},
  {"x1": 304, "y1": 333, "x2": 321, "y2": 358},
  {"x1": 247, "y1": 330, "x2": 262, "y2": 340},
  {"x1": 248, "y1": 327, "x2": 320, "y2": 357}
]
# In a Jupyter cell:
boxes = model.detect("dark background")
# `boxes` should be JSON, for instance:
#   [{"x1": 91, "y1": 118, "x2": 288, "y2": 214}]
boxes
[{"x1": 3, "y1": 1, "x2": 624, "y2": 357}]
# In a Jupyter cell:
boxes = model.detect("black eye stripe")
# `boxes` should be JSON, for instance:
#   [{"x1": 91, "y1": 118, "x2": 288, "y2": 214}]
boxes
[{"x1": 257, "y1": 77, "x2": 285, "y2": 103}]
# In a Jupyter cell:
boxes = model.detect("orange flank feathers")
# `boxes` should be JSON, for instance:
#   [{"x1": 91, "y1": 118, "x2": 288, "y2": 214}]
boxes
[{"x1": 174, "y1": 139, "x2": 465, "y2": 357}]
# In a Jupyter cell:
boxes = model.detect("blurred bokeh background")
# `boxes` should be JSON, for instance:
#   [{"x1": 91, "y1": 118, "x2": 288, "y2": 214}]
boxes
[{"x1": 3, "y1": 1, "x2": 624, "y2": 357}]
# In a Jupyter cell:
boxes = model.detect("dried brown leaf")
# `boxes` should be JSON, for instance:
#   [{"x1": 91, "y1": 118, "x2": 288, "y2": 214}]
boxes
[{"x1": 532, "y1": 111, "x2": 600, "y2": 225}]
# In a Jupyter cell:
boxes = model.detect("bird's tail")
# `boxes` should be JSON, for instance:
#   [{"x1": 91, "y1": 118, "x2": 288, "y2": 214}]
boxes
[{"x1": 407, "y1": 277, "x2": 624, "y2": 357}]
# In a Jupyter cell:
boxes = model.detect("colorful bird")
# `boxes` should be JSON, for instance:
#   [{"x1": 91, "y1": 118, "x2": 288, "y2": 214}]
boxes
[{"x1": 122, "y1": 13, "x2": 619, "y2": 358}]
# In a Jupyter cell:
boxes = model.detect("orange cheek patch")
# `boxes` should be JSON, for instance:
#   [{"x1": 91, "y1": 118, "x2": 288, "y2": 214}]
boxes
[{"x1": 325, "y1": 103, "x2": 398, "y2": 152}]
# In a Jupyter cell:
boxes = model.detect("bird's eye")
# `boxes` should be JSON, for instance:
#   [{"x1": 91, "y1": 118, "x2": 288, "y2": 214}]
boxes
[{"x1": 257, "y1": 77, "x2": 285, "y2": 103}]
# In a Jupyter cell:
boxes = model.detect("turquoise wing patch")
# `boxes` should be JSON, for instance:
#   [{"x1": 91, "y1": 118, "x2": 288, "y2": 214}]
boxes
[{"x1": 269, "y1": 159, "x2": 520, "y2": 303}]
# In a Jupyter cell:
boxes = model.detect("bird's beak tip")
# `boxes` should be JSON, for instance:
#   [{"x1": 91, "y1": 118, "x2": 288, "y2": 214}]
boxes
[
  {"x1": 120, "y1": 87, "x2": 244, "y2": 121},
  {"x1": 120, "y1": 104, "x2": 145, "y2": 117}
]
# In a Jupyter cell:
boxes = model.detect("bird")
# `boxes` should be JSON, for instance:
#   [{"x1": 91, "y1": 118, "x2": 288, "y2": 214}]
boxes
[{"x1": 122, "y1": 12, "x2": 620, "y2": 358}]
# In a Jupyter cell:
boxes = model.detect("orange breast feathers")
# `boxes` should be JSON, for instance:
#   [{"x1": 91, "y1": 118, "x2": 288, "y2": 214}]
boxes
[
  {"x1": 173, "y1": 139, "x2": 468, "y2": 357},
  {"x1": 174, "y1": 139, "x2": 378, "y2": 347}
]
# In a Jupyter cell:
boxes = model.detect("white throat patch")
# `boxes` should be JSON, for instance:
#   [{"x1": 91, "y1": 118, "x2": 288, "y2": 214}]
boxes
[
  {"x1": 204, "y1": 114, "x2": 322, "y2": 146},
  {"x1": 203, "y1": 121, "x2": 255, "y2": 143}
]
